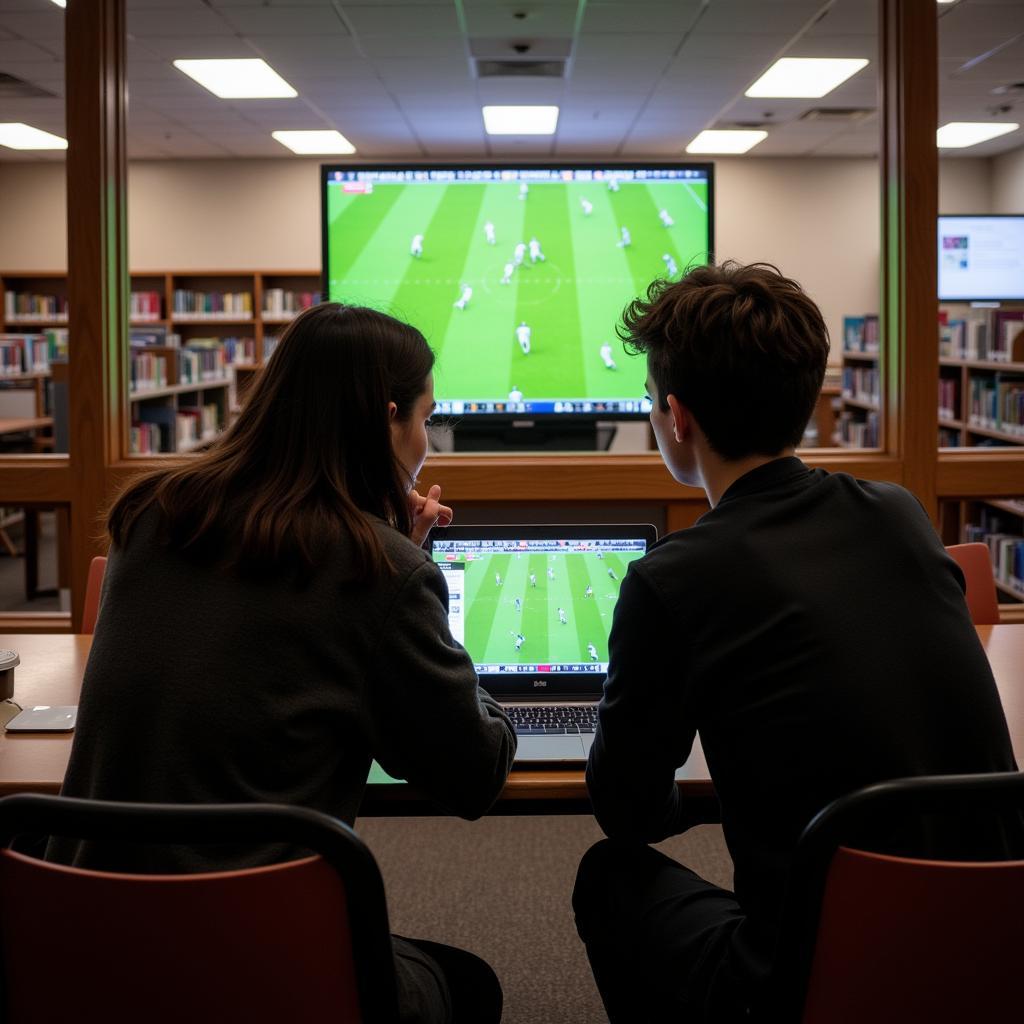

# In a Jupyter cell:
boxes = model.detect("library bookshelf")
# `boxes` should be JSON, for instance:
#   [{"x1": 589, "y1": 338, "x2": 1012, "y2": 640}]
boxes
[
  {"x1": 940, "y1": 498, "x2": 1024, "y2": 608},
  {"x1": 1, "y1": 270, "x2": 320, "y2": 455},
  {"x1": 838, "y1": 315, "x2": 880, "y2": 448}
]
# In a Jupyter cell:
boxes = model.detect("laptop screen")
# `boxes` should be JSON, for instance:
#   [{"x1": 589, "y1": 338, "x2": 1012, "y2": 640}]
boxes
[{"x1": 429, "y1": 524, "x2": 657, "y2": 699}]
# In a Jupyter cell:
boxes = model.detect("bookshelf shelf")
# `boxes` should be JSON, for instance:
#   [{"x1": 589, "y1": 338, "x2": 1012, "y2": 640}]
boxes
[
  {"x1": 964, "y1": 424, "x2": 1024, "y2": 444},
  {"x1": 841, "y1": 396, "x2": 879, "y2": 412},
  {"x1": 941, "y1": 496, "x2": 1024, "y2": 609},
  {"x1": 841, "y1": 349, "x2": 879, "y2": 361},
  {"x1": 129, "y1": 379, "x2": 230, "y2": 402}
]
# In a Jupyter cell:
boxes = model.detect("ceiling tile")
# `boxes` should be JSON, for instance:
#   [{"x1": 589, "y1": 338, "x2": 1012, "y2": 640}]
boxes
[
  {"x1": 358, "y1": 35, "x2": 467, "y2": 58},
  {"x1": 583, "y1": 3, "x2": 704, "y2": 35},
  {"x1": 0, "y1": 9, "x2": 62, "y2": 38},
  {"x1": 135, "y1": 36, "x2": 260, "y2": 60},
  {"x1": 0, "y1": 39, "x2": 54, "y2": 61},
  {"x1": 127, "y1": 7, "x2": 236, "y2": 36},
  {"x1": 218, "y1": 6, "x2": 349, "y2": 36},
  {"x1": 340, "y1": 5, "x2": 461, "y2": 36},
  {"x1": 464, "y1": 6, "x2": 577, "y2": 37}
]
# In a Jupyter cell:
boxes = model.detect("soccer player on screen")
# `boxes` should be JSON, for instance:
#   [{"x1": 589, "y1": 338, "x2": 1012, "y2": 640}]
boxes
[
  {"x1": 508, "y1": 386, "x2": 523, "y2": 402},
  {"x1": 587, "y1": 643, "x2": 599, "y2": 661},
  {"x1": 516, "y1": 322, "x2": 531, "y2": 355},
  {"x1": 658, "y1": 208, "x2": 675, "y2": 227},
  {"x1": 529, "y1": 573, "x2": 537, "y2": 588},
  {"x1": 519, "y1": 182, "x2": 529, "y2": 200},
  {"x1": 512, "y1": 632, "x2": 525, "y2": 651},
  {"x1": 600, "y1": 344, "x2": 617, "y2": 370},
  {"x1": 514, "y1": 597, "x2": 522, "y2": 612},
  {"x1": 558, "y1": 607, "x2": 567, "y2": 624},
  {"x1": 453, "y1": 284, "x2": 472, "y2": 311},
  {"x1": 500, "y1": 262, "x2": 515, "y2": 285},
  {"x1": 495, "y1": 572, "x2": 502, "y2": 587},
  {"x1": 548, "y1": 567, "x2": 555, "y2": 581},
  {"x1": 410, "y1": 234, "x2": 423, "y2": 258},
  {"x1": 484, "y1": 221, "x2": 496, "y2": 245},
  {"x1": 529, "y1": 237, "x2": 546, "y2": 263},
  {"x1": 580, "y1": 197, "x2": 594, "y2": 216},
  {"x1": 584, "y1": 584, "x2": 594, "y2": 598},
  {"x1": 662, "y1": 254, "x2": 679, "y2": 278},
  {"x1": 617, "y1": 227, "x2": 631, "y2": 248},
  {"x1": 607, "y1": 176, "x2": 620, "y2": 192},
  {"x1": 607, "y1": 567, "x2": 618, "y2": 581},
  {"x1": 514, "y1": 242, "x2": 526, "y2": 266}
]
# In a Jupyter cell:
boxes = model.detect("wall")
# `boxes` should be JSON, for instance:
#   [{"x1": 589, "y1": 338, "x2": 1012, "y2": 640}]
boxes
[
  {"x1": 0, "y1": 153, "x2": 1005, "y2": 356},
  {"x1": 992, "y1": 145, "x2": 1024, "y2": 213}
]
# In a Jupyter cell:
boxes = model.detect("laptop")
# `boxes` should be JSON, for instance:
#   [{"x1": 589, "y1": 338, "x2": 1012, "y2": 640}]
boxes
[{"x1": 429, "y1": 524, "x2": 658, "y2": 765}]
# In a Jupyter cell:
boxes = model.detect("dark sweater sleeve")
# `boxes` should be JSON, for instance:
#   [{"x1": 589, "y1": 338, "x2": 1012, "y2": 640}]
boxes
[
  {"x1": 366, "y1": 560, "x2": 516, "y2": 819},
  {"x1": 587, "y1": 565, "x2": 711, "y2": 842}
]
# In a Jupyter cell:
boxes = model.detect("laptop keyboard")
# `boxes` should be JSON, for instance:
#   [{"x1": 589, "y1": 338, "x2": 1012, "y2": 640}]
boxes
[{"x1": 505, "y1": 705, "x2": 598, "y2": 735}]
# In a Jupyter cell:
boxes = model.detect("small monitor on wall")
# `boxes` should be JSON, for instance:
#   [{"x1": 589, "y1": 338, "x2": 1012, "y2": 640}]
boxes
[
  {"x1": 321, "y1": 164, "x2": 714, "y2": 431},
  {"x1": 938, "y1": 215, "x2": 1024, "y2": 302}
]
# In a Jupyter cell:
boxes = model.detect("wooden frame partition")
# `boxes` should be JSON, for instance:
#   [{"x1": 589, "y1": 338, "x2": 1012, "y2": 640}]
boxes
[{"x1": 0, "y1": 0, "x2": 1021, "y2": 632}]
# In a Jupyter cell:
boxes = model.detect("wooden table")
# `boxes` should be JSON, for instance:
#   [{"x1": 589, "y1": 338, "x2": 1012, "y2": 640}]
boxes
[{"x1": 1, "y1": 628, "x2": 1022, "y2": 814}]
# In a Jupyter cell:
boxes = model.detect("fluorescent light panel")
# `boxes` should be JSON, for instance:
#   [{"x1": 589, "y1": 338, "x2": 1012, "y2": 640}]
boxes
[
  {"x1": 173, "y1": 59, "x2": 297, "y2": 99},
  {"x1": 482, "y1": 105, "x2": 559, "y2": 135},
  {"x1": 272, "y1": 130, "x2": 356, "y2": 155},
  {"x1": 686, "y1": 130, "x2": 766, "y2": 154},
  {"x1": 0, "y1": 122, "x2": 67, "y2": 151},
  {"x1": 746, "y1": 57, "x2": 869, "y2": 98},
  {"x1": 936, "y1": 122, "x2": 1018, "y2": 148},
  {"x1": 49, "y1": 0, "x2": 66, "y2": 8}
]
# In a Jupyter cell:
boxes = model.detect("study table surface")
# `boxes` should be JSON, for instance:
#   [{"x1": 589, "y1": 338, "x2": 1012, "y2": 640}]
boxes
[{"x1": 2, "y1": 627, "x2": 1023, "y2": 814}]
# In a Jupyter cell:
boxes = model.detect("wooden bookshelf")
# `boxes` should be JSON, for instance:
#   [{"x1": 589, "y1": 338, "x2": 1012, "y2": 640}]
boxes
[
  {"x1": 3, "y1": 269, "x2": 321, "y2": 455},
  {"x1": 938, "y1": 304, "x2": 1024, "y2": 449},
  {"x1": 940, "y1": 497, "x2": 1024, "y2": 610},
  {"x1": 837, "y1": 314, "x2": 881, "y2": 448}
]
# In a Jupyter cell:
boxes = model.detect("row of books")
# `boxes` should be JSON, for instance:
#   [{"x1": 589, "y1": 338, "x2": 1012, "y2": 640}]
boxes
[
  {"x1": 130, "y1": 351, "x2": 168, "y2": 392},
  {"x1": 963, "y1": 508, "x2": 1024, "y2": 598},
  {"x1": 180, "y1": 341, "x2": 227, "y2": 384},
  {"x1": 130, "y1": 291, "x2": 163, "y2": 320},
  {"x1": 172, "y1": 290, "x2": 253, "y2": 318},
  {"x1": 967, "y1": 377, "x2": 1024, "y2": 437},
  {"x1": 939, "y1": 309, "x2": 1024, "y2": 364},
  {"x1": 3, "y1": 291, "x2": 68, "y2": 322},
  {"x1": 0, "y1": 333, "x2": 53, "y2": 375},
  {"x1": 938, "y1": 378, "x2": 959, "y2": 421},
  {"x1": 262, "y1": 288, "x2": 321, "y2": 316},
  {"x1": 841, "y1": 366, "x2": 879, "y2": 405},
  {"x1": 129, "y1": 421, "x2": 163, "y2": 454},
  {"x1": 842, "y1": 315, "x2": 880, "y2": 354},
  {"x1": 837, "y1": 409, "x2": 878, "y2": 447},
  {"x1": 177, "y1": 403, "x2": 220, "y2": 448}
]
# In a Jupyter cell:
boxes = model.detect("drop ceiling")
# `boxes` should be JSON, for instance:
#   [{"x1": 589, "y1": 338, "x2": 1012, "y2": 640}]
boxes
[{"x1": 0, "y1": 0, "x2": 1021, "y2": 161}]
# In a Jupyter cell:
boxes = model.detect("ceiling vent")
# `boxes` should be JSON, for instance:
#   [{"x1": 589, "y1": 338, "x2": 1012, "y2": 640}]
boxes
[
  {"x1": 474, "y1": 58, "x2": 567, "y2": 79},
  {"x1": 0, "y1": 73, "x2": 55, "y2": 99},
  {"x1": 800, "y1": 107, "x2": 875, "y2": 123}
]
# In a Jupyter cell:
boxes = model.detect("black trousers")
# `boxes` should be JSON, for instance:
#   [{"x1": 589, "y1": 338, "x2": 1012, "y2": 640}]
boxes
[
  {"x1": 573, "y1": 839, "x2": 753, "y2": 1024},
  {"x1": 393, "y1": 935, "x2": 503, "y2": 1024}
]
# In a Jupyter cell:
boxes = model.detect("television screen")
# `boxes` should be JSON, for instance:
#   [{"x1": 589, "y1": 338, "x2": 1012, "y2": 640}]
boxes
[
  {"x1": 321, "y1": 164, "x2": 714, "y2": 421},
  {"x1": 938, "y1": 215, "x2": 1024, "y2": 302}
]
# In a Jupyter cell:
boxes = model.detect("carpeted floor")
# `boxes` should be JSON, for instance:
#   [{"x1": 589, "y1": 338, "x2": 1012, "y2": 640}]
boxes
[{"x1": 357, "y1": 815, "x2": 734, "y2": 1024}]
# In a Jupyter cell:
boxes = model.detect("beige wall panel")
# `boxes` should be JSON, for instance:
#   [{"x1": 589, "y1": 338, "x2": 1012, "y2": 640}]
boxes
[
  {"x1": 938, "y1": 157, "x2": 992, "y2": 213},
  {"x1": 992, "y1": 145, "x2": 1024, "y2": 213},
  {"x1": 0, "y1": 163, "x2": 68, "y2": 270}
]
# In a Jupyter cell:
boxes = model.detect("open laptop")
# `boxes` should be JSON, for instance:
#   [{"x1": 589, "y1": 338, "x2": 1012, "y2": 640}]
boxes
[{"x1": 429, "y1": 524, "x2": 658, "y2": 765}]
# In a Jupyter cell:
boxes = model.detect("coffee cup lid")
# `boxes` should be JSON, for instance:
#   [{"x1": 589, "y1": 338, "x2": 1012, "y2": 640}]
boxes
[{"x1": 0, "y1": 650, "x2": 19, "y2": 671}]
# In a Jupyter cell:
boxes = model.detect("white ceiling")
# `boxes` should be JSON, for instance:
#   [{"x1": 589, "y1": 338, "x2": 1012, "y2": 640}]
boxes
[{"x1": 0, "y1": 0, "x2": 1021, "y2": 162}]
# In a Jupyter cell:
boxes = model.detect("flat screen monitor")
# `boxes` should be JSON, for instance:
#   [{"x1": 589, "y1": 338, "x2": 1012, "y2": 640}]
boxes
[
  {"x1": 938, "y1": 215, "x2": 1024, "y2": 302},
  {"x1": 321, "y1": 164, "x2": 714, "y2": 426}
]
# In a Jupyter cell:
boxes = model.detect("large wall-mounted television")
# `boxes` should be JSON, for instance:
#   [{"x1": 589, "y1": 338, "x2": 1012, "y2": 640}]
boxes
[
  {"x1": 321, "y1": 163, "x2": 714, "y2": 446},
  {"x1": 938, "y1": 214, "x2": 1024, "y2": 302}
]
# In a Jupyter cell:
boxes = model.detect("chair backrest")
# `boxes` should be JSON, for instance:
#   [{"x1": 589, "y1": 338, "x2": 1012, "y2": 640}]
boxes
[
  {"x1": 945, "y1": 542, "x2": 1001, "y2": 625},
  {"x1": 767, "y1": 772, "x2": 1024, "y2": 1024},
  {"x1": 0, "y1": 795, "x2": 399, "y2": 1024},
  {"x1": 81, "y1": 555, "x2": 107, "y2": 634}
]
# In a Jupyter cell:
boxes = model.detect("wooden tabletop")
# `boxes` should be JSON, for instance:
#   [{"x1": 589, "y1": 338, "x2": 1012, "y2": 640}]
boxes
[
  {"x1": 0, "y1": 416, "x2": 53, "y2": 435},
  {"x1": 1, "y1": 627, "x2": 1023, "y2": 811}
]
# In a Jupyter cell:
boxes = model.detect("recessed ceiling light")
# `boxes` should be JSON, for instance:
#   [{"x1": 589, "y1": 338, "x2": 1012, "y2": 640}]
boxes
[
  {"x1": 482, "y1": 105, "x2": 559, "y2": 135},
  {"x1": 685, "y1": 130, "x2": 767, "y2": 154},
  {"x1": 173, "y1": 59, "x2": 297, "y2": 99},
  {"x1": 49, "y1": 0, "x2": 66, "y2": 8},
  {"x1": 936, "y1": 122, "x2": 1018, "y2": 148},
  {"x1": 0, "y1": 122, "x2": 68, "y2": 150},
  {"x1": 272, "y1": 130, "x2": 356, "y2": 155},
  {"x1": 746, "y1": 58, "x2": 869, "y2": 98}
]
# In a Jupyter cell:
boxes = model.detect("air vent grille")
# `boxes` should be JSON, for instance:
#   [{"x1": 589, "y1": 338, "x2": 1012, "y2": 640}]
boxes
[
  {"x1": 0, "y1": 73, "x2": 54, "y2": 99},
  {"x1": 474, "y1": 59, "x2": 567, "y2": 79},
  {"x1": 800, "y1": 107, "x2": 875, "y2": 123}
]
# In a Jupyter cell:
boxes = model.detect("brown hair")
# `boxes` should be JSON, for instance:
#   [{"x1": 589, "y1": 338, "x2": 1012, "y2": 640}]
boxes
[
  {"x1": 108, "y1": 303, "x2": 434, "y2": 580},
  {"x1": 619, "y1": 261, "x2": 829, "y2": 459}
]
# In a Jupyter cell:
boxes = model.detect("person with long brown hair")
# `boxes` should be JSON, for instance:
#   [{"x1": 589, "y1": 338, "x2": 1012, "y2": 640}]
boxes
[{"x1": 50, "y1": 303, "x2": 516, "y2": 1023}]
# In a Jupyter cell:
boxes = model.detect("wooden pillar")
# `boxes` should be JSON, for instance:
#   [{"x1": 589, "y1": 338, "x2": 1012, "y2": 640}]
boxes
[
  {"x1": 65, "y1": 0, "x2": 128, "y2": 629},
  {"x1": 879, "y1": 0, "x2": 939, "y2": 517}
]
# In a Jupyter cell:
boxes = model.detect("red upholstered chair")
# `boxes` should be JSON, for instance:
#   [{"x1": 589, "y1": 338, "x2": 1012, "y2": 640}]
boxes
[
  {"x1": 81, "y1": 555, "x2": 107, "y2": 634},
  {"x1": 764, "y1": 772, "x2": 1024, "y2": 1024},
  {"x1": 945, "y1": 542, "x2": 1001, "y2": 625},
  {"x1": 0, "y1": 795, "x2": 399, "y2": 1024}
]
